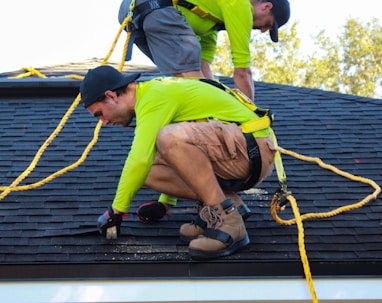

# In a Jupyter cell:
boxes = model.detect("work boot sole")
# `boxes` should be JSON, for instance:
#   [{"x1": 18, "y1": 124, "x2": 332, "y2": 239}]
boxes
[
  {"x1": 180, "y1": 234, "x2": 198, "y2": 243},
  {"x1": 188, "y1": 232, "x2": 250, "y2": 260}
]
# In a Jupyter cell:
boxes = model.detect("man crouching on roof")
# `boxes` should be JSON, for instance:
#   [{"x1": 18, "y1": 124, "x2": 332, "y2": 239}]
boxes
[{"x1": 79, "y1": 65, "x2": 275, "y2": 260}]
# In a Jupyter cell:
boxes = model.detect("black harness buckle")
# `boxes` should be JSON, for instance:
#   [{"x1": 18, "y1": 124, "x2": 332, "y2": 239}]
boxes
[{"x1": 133, "y1": 0, "x2": 173, "y2": 28}]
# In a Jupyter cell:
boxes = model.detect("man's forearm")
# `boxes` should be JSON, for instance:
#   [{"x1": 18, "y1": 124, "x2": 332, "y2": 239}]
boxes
[{"x1": 233, "y1": 67, "x2": 254, "y2": 102}]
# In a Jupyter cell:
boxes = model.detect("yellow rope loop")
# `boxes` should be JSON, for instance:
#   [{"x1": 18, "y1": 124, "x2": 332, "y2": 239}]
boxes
[
  {"x1": 0, "y1": 94, "x2": 84, "y2": 201},
  {"x1": 0, "y1": 120, "x2": 102, "y2": 193},
  {"x1": 1, "y1": 15, "x2": 134, "y2": 201},
  {"x1": 7, "y1": 15, "x2": 132, "y2": 82},
  {"x1": 10, "y1": 67, "x2": 48, "y2": 79},
  {"x1": 271, "y1": 146, "x2": 381, "y2": 226},
  {"x1": 269, "y1": 146, "x2": 380, "y2": 303}
]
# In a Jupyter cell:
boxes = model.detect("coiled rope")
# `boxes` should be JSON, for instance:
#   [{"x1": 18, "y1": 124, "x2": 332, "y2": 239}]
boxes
[{"x1": 2, "y1": 10, "x2": 381, "y2": 303}]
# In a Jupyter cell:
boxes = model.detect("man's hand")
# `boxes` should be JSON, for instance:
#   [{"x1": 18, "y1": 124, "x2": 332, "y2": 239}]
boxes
[{"x1": 97, "y1": 206, "x2": 125, "y2": 237}]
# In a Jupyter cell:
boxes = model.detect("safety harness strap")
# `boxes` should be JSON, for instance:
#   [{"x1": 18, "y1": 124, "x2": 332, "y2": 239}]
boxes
[
  {"x1": 242, "y1": 132, "x2": 262, "y2": 190},
  {"x1": 198, "y1": 78, "x2": 287, "y2": 189},
  {"x1": 174, "y1": 0, "x2": 224, "y2": 29},
  {"x1": 134, "y1": 0, "x2": 173, "y2": 15},
  {"x1": 130, "y1": 0, "x2": 225, "y2": 31},
  {"x1": 133, "y1": 0, "x2": 173, "y2": 28},
  {"x1": 240, "y1": 116, "x2": 271, "y2": 133},
  {"x1": 269, "y1": 128, "x2": 287, "y2": 184},
  {"x1": 199, "y1": 78, "x2": 273, "y2": 133}
]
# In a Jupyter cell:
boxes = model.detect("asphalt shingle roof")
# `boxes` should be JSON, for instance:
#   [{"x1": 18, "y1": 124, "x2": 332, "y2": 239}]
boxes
[{"x1": 0, "y1": 63, "x2": 381, "y2": 280}]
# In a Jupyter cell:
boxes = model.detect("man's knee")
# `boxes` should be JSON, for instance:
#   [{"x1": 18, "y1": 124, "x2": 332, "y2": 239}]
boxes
[{"x1": 156, "y1": 124, "x2": 188, "y2": 151}]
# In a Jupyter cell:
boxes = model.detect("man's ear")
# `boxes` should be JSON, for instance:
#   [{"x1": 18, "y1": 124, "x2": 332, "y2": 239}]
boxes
[
  {"x1": 104, "y1": 90, "x2": 118, "y2": 103},
  {"x1": 263, "y1": 2, "x2": 273, "y2": 12}
]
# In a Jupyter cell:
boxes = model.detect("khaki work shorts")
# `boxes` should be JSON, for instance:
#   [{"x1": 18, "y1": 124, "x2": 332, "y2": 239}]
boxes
[{"x1": 176, "y1": 121, "x2": 251, "y2": 182}]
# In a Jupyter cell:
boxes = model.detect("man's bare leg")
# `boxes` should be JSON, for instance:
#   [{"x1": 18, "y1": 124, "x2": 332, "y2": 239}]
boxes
[
  {"x1": 154, "y1": 124, "x2": 226, "y2": 206},
  {"x1": 152, "y1": 123, "x2": 248, "y2": 259}
]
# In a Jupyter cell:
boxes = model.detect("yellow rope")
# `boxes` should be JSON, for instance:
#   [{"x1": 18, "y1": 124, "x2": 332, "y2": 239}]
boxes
[
  {"x1": 288, "y1": 194, "x2": 318, "y2": 303},
  {"x1": 62, "y1": 74, "x2": 86, "y2": 80},
  {"x1": 0, "y1": 120, "x2": 102, "y2": 193},
  {"x1": 0, "y1": 93, "x2": 82, "y2": 200},
  {"x1": 8, "y1": 14, "x2": 131, "y2": 80},
  {"x1": 9, "y1": 67, "x2": 47, "y2": 79},
  {"x1": 0, "y1": 16, "x2": 132, "y2": 200},
  {"x1": 102, "y1": 15, "x2": 131, "y2": 68},
  {"x1": 270, "y1": 146, "x2": 381, "y2": 303},
  {"x1": 271, "y1": 146, "x2": 381, "y2": 225}
]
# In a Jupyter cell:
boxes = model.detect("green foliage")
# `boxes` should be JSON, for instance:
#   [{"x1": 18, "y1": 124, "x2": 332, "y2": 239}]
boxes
[
  {"x1": 302, "y1": 30, "x2": 342, "y2": 93},
  {"x1": 339, "y1": 18, "x2": 382, "y2": 97},
  {"x1": 251, "y1": 22, "x2": 307, "y2": 86},
  {"x1": 211, "y1": 32, "x2": 234, "y2": 77},
  {"x1": 211, "y1": 18, "x2": 382, "y2": 98}
]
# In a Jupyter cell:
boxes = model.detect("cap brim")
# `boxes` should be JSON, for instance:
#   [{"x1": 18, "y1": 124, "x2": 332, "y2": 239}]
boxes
[
  {"x1": 270, "y1": 21, "x2": 279, "y2": 43},
  {"x1": 110, "y1": 72, "x2": 141, "y2": 91}
]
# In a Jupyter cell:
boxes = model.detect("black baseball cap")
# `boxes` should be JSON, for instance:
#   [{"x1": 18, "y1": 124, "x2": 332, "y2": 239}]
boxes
[
  {"x1": 269, "y1": 0, "x2": 290, "y2": 42},
  {"x1": 80, "y1": 65, "x2": 140, "y2": 108}
]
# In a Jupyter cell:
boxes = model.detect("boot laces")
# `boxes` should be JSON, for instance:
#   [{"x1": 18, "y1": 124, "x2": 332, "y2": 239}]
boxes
[
  {"x1": 195, "y1": 200, "x2": 204, "y2": 213},
  {"x1": 200, "y1": 206, "x2": 223, "y2": 228}
]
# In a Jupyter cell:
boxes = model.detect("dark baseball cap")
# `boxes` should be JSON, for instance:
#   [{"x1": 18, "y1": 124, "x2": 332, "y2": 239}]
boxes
[
  {"x1": 269, "y1": 0, "x2": 290, "y2": 42},
  {"x1": 80, "y1": 65, "x2": 141, "y2": 108}
]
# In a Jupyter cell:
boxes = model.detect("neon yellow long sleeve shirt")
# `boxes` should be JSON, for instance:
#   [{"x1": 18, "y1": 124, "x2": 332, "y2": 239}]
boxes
[
  {"x1": 176, "y1": 0, "x2": 253, "y2": 67},
  {"x1": 112, "y1": 77, "x2": 267, "y2": 212}
]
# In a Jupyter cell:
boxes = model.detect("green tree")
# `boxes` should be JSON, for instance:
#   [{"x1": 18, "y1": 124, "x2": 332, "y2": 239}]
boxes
[
  {"x1": 339, "y1": 18, "x2": 382, "y2": 98},
  {"x1": 212, "y1": 21, "x2": 307, "y2": 86},
  {"x1": 211, "y1": 32, "x2": 234, "y2": 77},
  {"x1": 303, "y1": 30, "x2": 341, "y2": 93},
  {"x1": 251, "y1": 21, "x2": 307, "y2": 86},
  {"x1": 211, "y1": 18, "x2": 382, "y2": 98}
]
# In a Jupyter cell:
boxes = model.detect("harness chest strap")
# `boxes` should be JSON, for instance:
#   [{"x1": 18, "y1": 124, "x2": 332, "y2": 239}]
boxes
[
  {"x1": 195, "y1": 78, "x2": 273, "y2": 133},
  {"x1": 192, "y1": 116, "x2": 271, "y2": 134},
  {"x1": 131, "y1": 0, "x2": 223, "y2": 27},
  {"x1": 133, "y1": 0, "x2": 173, "y2": 28},
  {"x1": 173, "y1": 0, "x2": 223, "y2": 25}
]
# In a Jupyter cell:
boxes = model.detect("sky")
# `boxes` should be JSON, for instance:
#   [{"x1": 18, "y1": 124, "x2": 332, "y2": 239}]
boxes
[{"x1": 0, "y1": 0, "x2": 380, "y2": 73}]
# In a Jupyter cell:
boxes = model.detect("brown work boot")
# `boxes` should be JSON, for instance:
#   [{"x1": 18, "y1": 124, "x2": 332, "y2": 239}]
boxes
[
  {"x1": 188, "y1": 199, "x2": 250, "y2": 260},
  {"x1": 179, "y1": 216, "x2": 206, "y2": 242},
  {"x1": 179, "y1": 197, "x2": 252, "y2": 242},
  {"x1": 179, "y1": 201, "x2": 206, "y2": 242}
]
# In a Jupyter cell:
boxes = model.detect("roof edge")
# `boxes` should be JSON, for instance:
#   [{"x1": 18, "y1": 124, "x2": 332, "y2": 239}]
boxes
[
  {"x1": 1, "y1": 260, "x2": 381, "y2": 281},
  {"x1": 0, "y1": 78, "x2": 80, "y2": 97}
]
